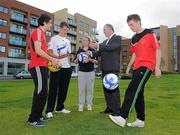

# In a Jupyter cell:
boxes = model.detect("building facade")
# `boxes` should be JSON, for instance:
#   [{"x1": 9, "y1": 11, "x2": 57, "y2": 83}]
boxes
[
  {"x1": 0, "y1": 1, "x2": 97, "y2": 76},
  {"x1": 151, "y1": 25, "x2": 180, "y2": 73},
  {"x1": 177, "y1": 26, "x2": 180, "y2": 73},
  {"x1": 0, "y1": 0, "x2": 54, "y2": 76},
  {"x1": 120, "y1": 38, "x2": 131, "y2": 73}
]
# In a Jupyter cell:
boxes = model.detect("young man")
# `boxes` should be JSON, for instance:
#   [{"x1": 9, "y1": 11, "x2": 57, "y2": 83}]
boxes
[
  {"x1": 109, "y1": 14, "x2": 161, "y2": 127},
  {"x1": 28, "y1": 14, "x2": 58, "y2": 127},
  {"x1": 45, "y1": 22, "x2": 72, "y2": 119}
]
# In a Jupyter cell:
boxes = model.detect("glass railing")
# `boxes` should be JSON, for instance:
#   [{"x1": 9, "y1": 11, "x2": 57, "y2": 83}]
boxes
[
  {"x1": 9, "y1": 39, "x2": 26, "y2": 47},
  {"x1": 11, "y1": 14, "x2": 27, "y2": 23},
  {"x1": 8, "y1": 52, "x2": 25, "y2": 58},
  {"x1": 9, "y1": 54, "x2": 25, "y2": 58},
  {"x1": 68, "y1": 30, "x2": 76, "y2": 35},
  {"x1": 10, "y1": 27, "x2": 27, "y2": 35},
  {"x1": 68, "y1": 21, "x2": 76, "y2": 27},
  {"x1": 71, "y1": 40, "x2": 76, "y2": 44},
  {"x1": 54, "y1": 28, "x2": 59, "y2": 33}
]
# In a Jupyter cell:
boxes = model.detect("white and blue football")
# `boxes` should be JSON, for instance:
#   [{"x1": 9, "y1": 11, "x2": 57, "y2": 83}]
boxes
[
  {"x1": 103, "y1": 73, "x2": 119, "y2": 90},
  {"x1": 79, "y1": 52, "x2": 89, "y2": 63}
]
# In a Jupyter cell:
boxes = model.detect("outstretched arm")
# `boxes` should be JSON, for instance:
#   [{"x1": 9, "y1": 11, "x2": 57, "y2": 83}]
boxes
[
  {"x1": 126, "y1": 53, "x2": 136, "y2": 74},
  {"x1": 99, "y1": 36, "x2": 121, "y2": 52},
  {"x1": 155, "y1": 48, "x2": 161, "y2": 78}
]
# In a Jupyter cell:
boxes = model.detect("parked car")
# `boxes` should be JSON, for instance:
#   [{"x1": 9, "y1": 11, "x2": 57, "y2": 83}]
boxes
[
  {"x1": 71, "y1": 72, "x2": 78, "y2": 77},
  {"x1": 14, "y1": 71, "x2": 32, "y2": 79},
  {"x1": 95, "y1": 72, "x2": 102, "y2": 76}
]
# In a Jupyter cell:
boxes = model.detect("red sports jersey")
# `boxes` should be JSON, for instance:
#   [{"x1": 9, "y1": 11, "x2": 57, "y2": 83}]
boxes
[
  {"x1": 29, "y1": 28, "x2": 48, "y2": 69},
  {"x1": 130, "y1": 33, "x2": 160, "y2": 71}
]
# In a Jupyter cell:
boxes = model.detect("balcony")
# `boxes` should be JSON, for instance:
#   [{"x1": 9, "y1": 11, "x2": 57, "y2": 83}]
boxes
[
  {"x1": 68, "y1": 30, "x2": 76, "y2": 36},
  {"x1": 8, "y1": 53, "x2": 25, "y2": 59},
  {"x1": 10, "y1": 27, "x2": 27, "y2": 35},
  {"x1": 11, "y1": 14, "x2": 27, "y2": 24},
  {"x1": 67, "y1": 22, "x2": 77, "y2": 27},
  {"x1": 9, "y1": 39, "x2": 26, "y2": 47},
  {"x1": 30, "y1": 19, "x2": 38, "y2": 27},
  {"x1": 71, "y1": 40, "x2": 76, "y2": 45},
  {"x1": 54, "y1": 28, "x2": 59, "y2": 33}
]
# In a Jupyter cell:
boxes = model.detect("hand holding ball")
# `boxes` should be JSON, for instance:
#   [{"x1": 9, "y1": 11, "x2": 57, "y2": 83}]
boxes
[
  {"x1": 78, "y1": 52, "x2": 89, "y2": 63},
  {"x1": 48, "y1": 61, "x2": 62, "y2": 72}
]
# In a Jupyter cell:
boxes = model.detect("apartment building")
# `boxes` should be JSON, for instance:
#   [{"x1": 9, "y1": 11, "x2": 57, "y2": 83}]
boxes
[
  {"x1": 0, "y1": 1, "x2": 97, "y2": 76},
  {"x1": 151, "y1": 25, "x2": 180, "y2": 73},
  {"x1": 120, "y1": 38, "x2": 131, "y2": 73},
  {"x1": 0, "y1": 0, "x2": 54, "y2": 76}
]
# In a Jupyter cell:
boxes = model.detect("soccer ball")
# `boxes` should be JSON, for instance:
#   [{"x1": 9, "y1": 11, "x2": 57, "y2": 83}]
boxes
[
  {"x1": 79, "y1": 52, "x2": 89, "y2": 63},
  {"x1": 48, "y1": 61, "x2": 62, "y2": 72},
  {"x1": 103, "y1": 73, "x2": 119, "y2": 90}
]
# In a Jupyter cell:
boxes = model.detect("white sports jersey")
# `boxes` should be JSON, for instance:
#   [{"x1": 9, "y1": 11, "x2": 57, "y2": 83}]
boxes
[{"x1": 48, "y1": 35, "x2": 71, "y2": 68}]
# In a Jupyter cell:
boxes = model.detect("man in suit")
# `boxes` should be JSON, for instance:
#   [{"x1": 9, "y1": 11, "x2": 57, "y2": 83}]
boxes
[{"x1": 89, "y1": 24, "x2": 121, "y2": 116}]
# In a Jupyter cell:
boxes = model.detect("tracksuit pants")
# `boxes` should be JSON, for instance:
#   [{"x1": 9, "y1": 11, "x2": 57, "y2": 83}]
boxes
[
  {"x1": 78, "y1": 71, "x2": 95, "y2": 106},
  {"x1": 28, "y1": 66, "x2": 48, "y2": 122},
  {"x1": 120, "y1": 66, "x2": 152, "y2": 121},
  {"x1": 46, "y1": 67, "x2": 72, "y2": 113}
]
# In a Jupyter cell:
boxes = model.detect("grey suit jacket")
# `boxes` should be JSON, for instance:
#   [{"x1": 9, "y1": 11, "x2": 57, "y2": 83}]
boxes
[{"x1": 93, "y1": 34, "x2": 121, "y2": 71}]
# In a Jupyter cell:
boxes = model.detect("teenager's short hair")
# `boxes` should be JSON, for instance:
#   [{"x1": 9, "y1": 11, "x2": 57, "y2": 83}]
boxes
[
  {"x1": 104, "y1": 24, "x2": 114, "y2": 32},
  {"x1": 127, "y1": 14, "x2": 141, "y2": 23},
  {"x1": 60, "y1": 21, "x2": 69, "y2": 28},
  {"x1": 38, "y1": 14, "x2": 51, "y2": 26}
]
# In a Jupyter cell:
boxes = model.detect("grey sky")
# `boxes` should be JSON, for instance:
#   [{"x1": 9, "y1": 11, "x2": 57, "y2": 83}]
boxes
[{"x1": 18, "y1": 0, "x2": 180, "y2": 41}]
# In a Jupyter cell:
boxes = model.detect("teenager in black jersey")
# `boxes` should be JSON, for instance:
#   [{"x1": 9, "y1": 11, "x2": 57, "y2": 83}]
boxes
[{"x1": 74, "y1": 36, "x2": 98, "y2": 111}]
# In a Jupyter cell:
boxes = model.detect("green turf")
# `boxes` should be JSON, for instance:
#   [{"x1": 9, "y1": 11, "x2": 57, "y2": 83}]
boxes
[{"x1": 0, "y1": 74, "x2": 180, "y2": 135}]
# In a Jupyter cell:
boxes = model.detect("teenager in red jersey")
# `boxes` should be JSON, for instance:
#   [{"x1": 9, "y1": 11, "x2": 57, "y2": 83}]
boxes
[
  {"x1": 109, "y1": 14, "x2": 161, "y2": 127},
  {"x1": 27, "y1": 14, "x2": 58, "y2": 127}
]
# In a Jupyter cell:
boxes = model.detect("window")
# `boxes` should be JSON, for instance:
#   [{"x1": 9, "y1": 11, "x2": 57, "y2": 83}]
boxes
[
  {"x1": 8, "y1": 62, "x2": 25, "y2": 75},
  {"x1": 10, "y1": 23, "x2": 26, "y2": 35},
  {"x1": 30, "y1": 16, "x2": 38, "y2": 26},
  {"x1": 84, "y1": 32, "x2": 89, "y2": 36},
  {"x1": 84, "y1": 23, "x2": 89, "y2": 28},
  {"x1": 79, "y1": 30, "x2": 84, "y2": 35},
  {"x1": 0, "y1": 46, "x2": 6, "y2": 52},
  {"x1": 69, "y1": 27, "x2": 76, "y2": 35},
  {"x1": 0, "y1": 32, "x2": 6, "y2": 39},
  {"x1": 67, "y1": 18, "x2": 74, "y2": 25},
  {"x1": 91, "y1": 26, "x2": 96, "y2": 33},
  {"x1": 0, "y1": 19, "x2": 7, "y2": 26},
  {"x1": 79, "y1": 38, "x2": 83, "y2": 44},
  {"x1": 67, "y1": 36, "x2": 75, "y2": 41},
  {"x1": 0, "y1": 6, "x2": 8, "y2": 14},
  {"x1": 79, "y1": 21, "x2": 84, "y2": 27},
  {"x1": 46, "y1": 31, "x2": 52, "y2": 37},
  {"x1": 11, "y1": 11, "x2": 27, "y2": 23},
  {"x1": 67, "y1": 35, "x2": 76, "y2": 44},
  {"x1": 0, "y1": 62, "x2": 4, "y2": 75},
  {"x1": 54, "y1": 24, "x2": 60, "y2": 32},
  {"x1": 9, "y1": 35, "x2": 26, "y2": 47},
  {"x1": 152, "y1": 28, "x2": 160, "y2": 37},
  {"x1": 90, "y1": 34, "x2": 96, "y2": 41},
  {"x1": 8, "y1": 48, "x2": 25, "y2": 58}
]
